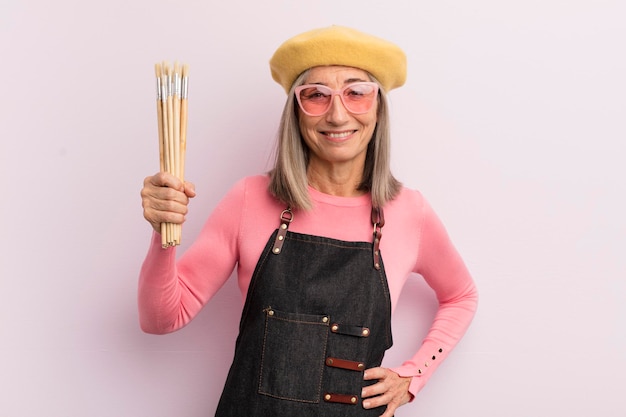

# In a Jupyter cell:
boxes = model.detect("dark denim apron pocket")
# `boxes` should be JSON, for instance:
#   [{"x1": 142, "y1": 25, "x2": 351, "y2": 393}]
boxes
[{"x1": 258, "y1": 307, "x2": 330, "y2": 403}]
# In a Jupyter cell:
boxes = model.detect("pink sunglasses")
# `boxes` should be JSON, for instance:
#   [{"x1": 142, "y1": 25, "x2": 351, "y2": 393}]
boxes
[{"x1": 295, "y1": 82, "x2": 379, "y2": 116}]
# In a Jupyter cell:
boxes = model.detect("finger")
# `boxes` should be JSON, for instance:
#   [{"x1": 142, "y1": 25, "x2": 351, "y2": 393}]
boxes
[
  {"x1": 141, "y1": 195, "x2": 189, "y2": 226},
  {"x1": 148, "y1": 195, "x2": 189, "y2": 214},
  {"x1": 361, "y1": 379, "x2": 387, "y2": 399},
  {"x1": 361, "y1": 368, "x2": 411, "y2": 413},
  {"x1": 362, "y1": 367, "x2": 390, "y2": 399},
  {"x1": 362, "y1": 389, "x2": 393, "y2": 409},
  {"x1": 363, "y1": 367, "x2": 387, "y2": 381},
  {"x1": 183, "y1": 181, "x2": 197, "y2": 198},
  {"x1": 379, "y1": 403, "x2": 400, "y2": 417},
  {"x1": 149, "y1": 186, "x2": 190, "y2": 205},
  {"x1": 142, "y1": 177, "x2": 190, "y2": 207},
  {"x1": 146, "y1": 172, "x2": 184, "y2": 191}
]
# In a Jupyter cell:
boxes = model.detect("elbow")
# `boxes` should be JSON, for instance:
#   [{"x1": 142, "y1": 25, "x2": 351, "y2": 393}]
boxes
[
  {"x1": 139, "y1": 321, "x2": 166, "y2": 335},
  {"x1": 461, "y1": 281, "x2": 479, "y2": 315},
  {"x1": 139, "y1": 315, "x2": 174, "y2": 335},
  {"x1": 440, "y1": 280, "x2": 479, "y2": 315}
]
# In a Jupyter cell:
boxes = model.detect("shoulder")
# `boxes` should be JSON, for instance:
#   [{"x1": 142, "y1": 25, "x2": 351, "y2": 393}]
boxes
[
  {"x1": 223, "y1": 174, "x2": 272, "y2": 203},
  {"x1": 226, "y1": 174, "x2": 284, "y2": 213},
  {"x1": 230, "y1": 174, "x2": 270, "y2": 193},
  {"x1": 383, "y1": 185, "x2": 444, "y2": 235},
  {"x1": 386, "y1": 186, "x2": 427, "y2": 215}
]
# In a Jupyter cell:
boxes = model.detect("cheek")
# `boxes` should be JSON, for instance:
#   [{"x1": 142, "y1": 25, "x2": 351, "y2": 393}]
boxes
[
  {"x1": 360, "y1": 113, "x2": 378, "y2": 135},
  {"x1": 298, "y1": 116, "x2": 318, "y2": 143}
]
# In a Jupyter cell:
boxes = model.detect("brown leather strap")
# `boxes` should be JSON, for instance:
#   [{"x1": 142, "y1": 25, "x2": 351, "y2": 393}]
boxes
[
  {"x1": 371, "y1": 207, "x2": 384, "y2": 270},
  {"x1": 323, "y1": 393, "x2": 358, "y2": 405},
  {"x1": 272, "y1": 208, "x2": 293, "y2": 255},
  {"x1": 325, "y1": 357, "x2": 366, "y2": 371},
  {"x1": 330, "y1": 323, "x2": 370, "y2": 338}
]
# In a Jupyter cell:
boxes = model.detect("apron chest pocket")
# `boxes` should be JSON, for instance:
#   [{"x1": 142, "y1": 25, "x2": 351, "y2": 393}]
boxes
[{"x1": 258, "y1": 307, "x2": 329, "y2": 403}]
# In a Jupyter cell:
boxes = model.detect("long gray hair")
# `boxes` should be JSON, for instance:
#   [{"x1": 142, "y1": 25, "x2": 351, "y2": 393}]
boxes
[{"x1": 268, "y1": 70, "x2": 401, "y2": 210}]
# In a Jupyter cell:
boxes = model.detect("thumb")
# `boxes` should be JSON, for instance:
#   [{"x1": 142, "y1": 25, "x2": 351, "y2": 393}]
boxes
[{"x1": 183, "y1": 181, "x2": 197, "y2": 198}]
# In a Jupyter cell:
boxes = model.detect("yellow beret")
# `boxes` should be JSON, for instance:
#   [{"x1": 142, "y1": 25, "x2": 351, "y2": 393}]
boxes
[{"x1": 270, "y1": 25, "x2": 407, "y2": 94}]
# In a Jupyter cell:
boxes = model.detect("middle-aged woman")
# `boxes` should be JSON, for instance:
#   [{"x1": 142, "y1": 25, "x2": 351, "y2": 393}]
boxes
[{"x1": 139, "y1": 25, "x2": 478, "y2": 417}]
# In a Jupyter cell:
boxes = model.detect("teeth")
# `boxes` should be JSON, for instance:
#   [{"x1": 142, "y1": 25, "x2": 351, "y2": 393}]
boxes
[{"x1": 327, "y1": 131, "x2": 352, "y2": 139}]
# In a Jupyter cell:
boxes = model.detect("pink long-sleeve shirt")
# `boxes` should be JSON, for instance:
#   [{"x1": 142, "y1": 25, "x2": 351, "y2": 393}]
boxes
[{"x1": 139, "y1": 174, "x2": 478, "y2": 397}]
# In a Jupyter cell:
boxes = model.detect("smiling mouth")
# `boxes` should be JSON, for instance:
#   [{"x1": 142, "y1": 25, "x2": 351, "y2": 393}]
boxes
[{"x1": 324, "y1": 130, "x2": 356, "y2": 139}]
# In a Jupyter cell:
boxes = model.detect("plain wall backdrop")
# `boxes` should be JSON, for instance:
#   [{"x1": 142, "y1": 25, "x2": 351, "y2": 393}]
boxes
[{"x1": 1, "y1": 0, "x2": 624, "y2": 416}]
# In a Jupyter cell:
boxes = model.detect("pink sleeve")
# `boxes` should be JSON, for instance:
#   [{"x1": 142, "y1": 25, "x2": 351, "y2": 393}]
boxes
[
  {"x1": 137, "y1": 179, "x2": 246, "y2": 334},
  {"x1": 391, "y1": 198, "x2": 478, "y2": 398}
]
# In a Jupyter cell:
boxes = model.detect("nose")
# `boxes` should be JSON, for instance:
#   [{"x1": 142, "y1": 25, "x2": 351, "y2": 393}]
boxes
[{"x1": 325, "y1": 94, "x2": 350, "y2": 123}]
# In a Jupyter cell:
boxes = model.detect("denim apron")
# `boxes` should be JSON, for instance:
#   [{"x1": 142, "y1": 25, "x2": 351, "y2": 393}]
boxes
[{"x1": 215, "y1": 208, "x2": 393, "y2": 417}]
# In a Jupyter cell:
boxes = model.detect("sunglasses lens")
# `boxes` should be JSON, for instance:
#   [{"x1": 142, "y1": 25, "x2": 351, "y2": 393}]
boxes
[
  {"x1": 342, "y1": 84, "x2": 377, "y2": 114},
  {"x1": 297, "y1": 86, "x2": 332, "y2": 116}
]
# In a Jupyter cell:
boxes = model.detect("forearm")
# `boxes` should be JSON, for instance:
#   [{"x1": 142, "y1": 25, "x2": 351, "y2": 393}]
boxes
[
  {"x1": 391, "y1": 279, "x2": 478, "y2": 397},
  {"x1": 138, "y1": 232, "x2": 185, "y2": 334}
]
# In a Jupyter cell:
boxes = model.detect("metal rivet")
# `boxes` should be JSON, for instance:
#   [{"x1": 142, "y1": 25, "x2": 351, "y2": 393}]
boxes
[
  {"x1": 322, "y1": 316, "x2": 328, "y2": 323},
  {"x1": 273, "y1": 248, "x2": 280, "y2": 254},
  {"x1": 351, "y1": 396, "x2": 357, "y2": 404},
  {"x1": 325, "y1": 394, "x2": 331, "y2": 401},
  {"x1": 278, "y1": 235, "x2": 284, "y2": 241},
  {"x1": 280, "y1": 224, "x2": 287, "y2": 230},
  {"x1": 268, "y1": 310, "x2": 274, "y2": 316},
  {"x1": 331, "y1": 324, "x2": 339, "y2": 332},
  {"x1": 362, "y1": 328, "x2": 370, "y2": 336},
  {"x1": 326, "y1": 358, "x2": 333, "y2": 365},
  {"x1": 358, "y1": 363, "x2": 365, "y2": 370},
  {"x1": 374, "y1": 263, "x2": 380, "y2": 268}
]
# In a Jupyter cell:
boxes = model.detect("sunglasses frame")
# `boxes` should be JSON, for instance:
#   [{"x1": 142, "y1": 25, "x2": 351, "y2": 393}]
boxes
[{"x1": 294, "y1": 82, "x2": 379, "y2": 116}]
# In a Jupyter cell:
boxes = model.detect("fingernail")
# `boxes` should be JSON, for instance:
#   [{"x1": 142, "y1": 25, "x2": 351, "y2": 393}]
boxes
[{"x1": 362, "y1": 400, "x2": 370, "y2": 409}]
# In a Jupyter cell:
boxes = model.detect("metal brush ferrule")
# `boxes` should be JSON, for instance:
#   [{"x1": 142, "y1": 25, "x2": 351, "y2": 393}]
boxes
[
  {"x1": 160, "y1": 78, "x2": 168, "y2": 102},
  {"x1": 156, "y1": 77, "x2": 162, "y2": 100},
  {"x1": 182, "y1": 77, "x2": 189, "y2": 99}
]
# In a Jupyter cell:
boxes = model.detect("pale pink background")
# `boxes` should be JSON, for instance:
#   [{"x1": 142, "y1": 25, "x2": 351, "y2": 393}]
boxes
[{"x1": 1, "y1": 0, "x2": 624, "y2": 416}]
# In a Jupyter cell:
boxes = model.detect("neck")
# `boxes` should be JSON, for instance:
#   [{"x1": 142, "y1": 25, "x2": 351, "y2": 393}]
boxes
[{"x1": 306, "y1": 159, "x2": 365, "y2": 197}]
